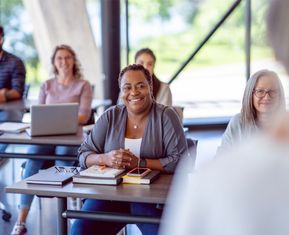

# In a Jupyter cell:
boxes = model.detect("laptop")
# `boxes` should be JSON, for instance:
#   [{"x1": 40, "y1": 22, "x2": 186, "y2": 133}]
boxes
[{"x1": 27, "y1": 103, "x2": 79, "y2": 136}]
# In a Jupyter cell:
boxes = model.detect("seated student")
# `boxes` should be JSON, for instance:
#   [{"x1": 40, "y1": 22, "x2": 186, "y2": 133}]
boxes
[
  {"x1": 0, "y1": 25, "x2": 26, "y2": 122},
  {"x1": 11, "y1": 44, "x2": 93, "y2": 235},
  {"x1": 216, "y1": 69, "x2": 286, "y2": 156},
  {"x1": 135, "y1": 48, "x2": 172, "y2": 106},
  {"x1": 70, "y1": 64, "x2": 188, "y2": 235},
  {"x1": 0, "y1": 25, "x2": 26, "y2": 166}
]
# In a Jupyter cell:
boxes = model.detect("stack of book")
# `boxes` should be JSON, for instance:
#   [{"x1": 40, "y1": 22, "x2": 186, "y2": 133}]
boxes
[
  {"x1": 122, "y1": 170, "x2": 160, "y2": 185},
  {"x1": 73, "y1": 165, "x2": 125, "y2": 185}
]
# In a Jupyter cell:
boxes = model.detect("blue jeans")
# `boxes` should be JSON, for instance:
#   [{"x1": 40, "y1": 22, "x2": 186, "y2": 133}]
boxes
[
  {"x1": 70, "y1": 199, "x2": 162, "y2": 235},
  {"x1": 19, "y1": 145, "x2": 77, "y2": 209}
]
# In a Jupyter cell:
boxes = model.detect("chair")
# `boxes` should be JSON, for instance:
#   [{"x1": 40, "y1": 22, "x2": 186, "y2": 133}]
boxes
[
  {"x1": 0, "y1": 144, "x2": 11, "y2": 222},
  {"x1": 23, "y1": 84, "x2": 30, "y2": 99},
  {"x1": 186, "y1": 138, "x2": 198, "y2": 167},
  {"x1": 0, "y1": 202, "x2": 11, "y2": 222}
]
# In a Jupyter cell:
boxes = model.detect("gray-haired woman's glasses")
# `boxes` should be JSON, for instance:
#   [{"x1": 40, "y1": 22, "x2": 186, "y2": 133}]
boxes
[{"x1": 253, "y1": 89, "x2": 278, "y2": 98}]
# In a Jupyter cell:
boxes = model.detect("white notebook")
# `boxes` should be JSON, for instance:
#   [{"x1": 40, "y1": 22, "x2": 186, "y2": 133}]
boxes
[
  {"x1": 0, "y1": 122, "x2": 30, "y2": 133},
  {"x1": 79, "y1": 165, "x2": 125, "y2": 178}
]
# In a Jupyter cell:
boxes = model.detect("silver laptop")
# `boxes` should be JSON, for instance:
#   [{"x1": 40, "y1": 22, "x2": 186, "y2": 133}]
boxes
[{"x1": 27, "y1": 103, "x2": 79, "y2": 136}]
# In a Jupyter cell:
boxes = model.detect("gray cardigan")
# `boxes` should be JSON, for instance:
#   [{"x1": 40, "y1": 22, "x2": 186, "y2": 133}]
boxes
[
  {"x1": 216, "y1": 113, "x2": 259, "y2": 156},
  {"x1": 78, "y1": 102, "x2": 188, "y2": 173}
]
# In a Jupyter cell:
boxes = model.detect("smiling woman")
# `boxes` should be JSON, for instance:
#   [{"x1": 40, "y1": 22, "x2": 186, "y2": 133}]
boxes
[
  {"x1": 119, "y1": 65, "x2": 153, "y2": 136},
  {"x1": 216, "y1": 69, "x2": 286, "y2": 156},
  {"x1": 71, "y1": 64, "x2": 188, "y2": 235}
]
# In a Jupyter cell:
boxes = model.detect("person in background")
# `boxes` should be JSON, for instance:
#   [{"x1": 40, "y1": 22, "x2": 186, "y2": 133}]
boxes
[
  {"x1": 0, "y1": 25, "x2": 26, "y2": 165},
  {"x1": 70, "y1": 64, "x2": 187, "y2": 235},
  {"x1": 0, "y1": 25, "x2": 26, "y2": 119},
  {"x1": 11, "y1": 44, "x2": 93, "y2": 235},
  {"x1": 134, "y1": 48, "x2": 172, "y2": 106},
  {"x1": 216, "y1": 69, "x2": 286, "y2": 156}
]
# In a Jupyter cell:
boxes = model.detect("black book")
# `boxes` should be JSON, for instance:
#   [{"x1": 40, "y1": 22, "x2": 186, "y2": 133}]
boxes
[
  {"x1": 26, "y1": 166, "x2": 79, "y2": 186},
  {"x1": 73, "y1": 174, "x2": 123, "y2": 186}
]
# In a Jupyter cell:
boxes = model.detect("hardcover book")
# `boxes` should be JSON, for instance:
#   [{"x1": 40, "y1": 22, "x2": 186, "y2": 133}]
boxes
[
  {"x1": 122, "y1": 170, "x2": 160, "y2": 185},
  {"x1": 79, "y1": 165, "x2": 125, "y2": 178},
  {"x1": 26, "y1": 166, "x2": 79, "y2": 186},
  {"x1": 73, "y1": 174, "x2": 123, "y2": 186}
]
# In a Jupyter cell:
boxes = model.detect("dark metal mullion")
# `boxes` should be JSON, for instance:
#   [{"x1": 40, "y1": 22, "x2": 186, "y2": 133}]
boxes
[
  {"x1": 168, "y1": 0, "x2": 242, "y2": 84},
  {"x1": 245, "y1": 0, "x2": 251, "y2": 81},
  {"x1": 125, "y1": 0, "x2": 130, "y2": 65}
]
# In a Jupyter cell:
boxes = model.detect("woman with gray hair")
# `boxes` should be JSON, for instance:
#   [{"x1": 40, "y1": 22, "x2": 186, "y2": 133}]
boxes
[{"x1": 216, "y1": 69, "x2": 286, "y2": 156}]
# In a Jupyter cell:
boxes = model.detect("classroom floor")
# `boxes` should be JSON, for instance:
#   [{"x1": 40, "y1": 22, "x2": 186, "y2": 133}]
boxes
[{"x1": 0, "y1": 129, "x2": 224, "y2": 235}]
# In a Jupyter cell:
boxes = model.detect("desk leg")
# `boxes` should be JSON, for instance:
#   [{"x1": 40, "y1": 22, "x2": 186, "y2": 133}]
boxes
[{"x1": 57, "y1": 197, "x2": 67, "y2": 235}]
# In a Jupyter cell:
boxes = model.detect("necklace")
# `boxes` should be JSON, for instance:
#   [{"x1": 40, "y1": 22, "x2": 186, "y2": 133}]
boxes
[{"x1": 133, "y1": 124, "x2": 139, "y2": 129}]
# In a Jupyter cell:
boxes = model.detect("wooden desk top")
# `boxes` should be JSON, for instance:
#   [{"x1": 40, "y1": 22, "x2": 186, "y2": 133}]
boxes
[
  {"x1": 6, "y1": 174, "x2": 172, "y2": 204},
  {"x1": 0, "y1": 127, "x2": 85, "y2": 146}
]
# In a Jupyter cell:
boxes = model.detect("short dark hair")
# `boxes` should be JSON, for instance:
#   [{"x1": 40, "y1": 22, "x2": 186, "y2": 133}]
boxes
[
  {"x1": 118, "y1": 64, "x2": 152, "y2": 88},
  {"x1": 0, "y1": 25, "x2": 4, "y2": 37}
]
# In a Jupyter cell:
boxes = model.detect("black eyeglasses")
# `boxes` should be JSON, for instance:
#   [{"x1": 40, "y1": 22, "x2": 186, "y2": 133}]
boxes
[
  {"x1": 253, "y1": 89, "x2": 278, "y2": 98},
  {"x1": 54, "y1": 166, "x2": 79, "y2": 174}
]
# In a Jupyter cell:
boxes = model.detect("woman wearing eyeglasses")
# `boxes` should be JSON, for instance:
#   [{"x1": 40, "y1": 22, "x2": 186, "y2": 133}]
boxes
[{"x1": 216, "y1": 69, "x2": 286, "y2": 156}]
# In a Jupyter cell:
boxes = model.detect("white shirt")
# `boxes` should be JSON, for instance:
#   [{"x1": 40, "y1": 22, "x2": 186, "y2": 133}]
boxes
[{"x1": 124, "y1": 138, "x2": 142, "y2": 157}]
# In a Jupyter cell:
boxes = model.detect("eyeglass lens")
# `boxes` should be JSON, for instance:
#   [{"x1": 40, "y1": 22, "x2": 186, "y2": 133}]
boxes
[{"x1": 254, "y1": 89, "x2": 277, "y2": 98}]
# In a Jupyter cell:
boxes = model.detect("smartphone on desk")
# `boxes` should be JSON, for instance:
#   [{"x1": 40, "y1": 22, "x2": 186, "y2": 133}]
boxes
[{"x1": 127, "y1": 167, "x2": 151, "y2": 177}]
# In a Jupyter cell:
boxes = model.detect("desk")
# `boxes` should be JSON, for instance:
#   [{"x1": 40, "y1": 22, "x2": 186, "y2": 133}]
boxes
[
  {"x1": 6, "y1": 174, "x2": 172, "y2": 235},
  {"x1": 0, "y1": 127, "x2": 85, "y2": 160},
  {"x1": 0, "y1": 98, "x2": 112, "y2": 112}
]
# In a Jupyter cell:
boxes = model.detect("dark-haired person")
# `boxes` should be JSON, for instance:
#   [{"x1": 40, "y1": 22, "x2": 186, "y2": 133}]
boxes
[
  {"x1": 0, "y1": 25, "x2": 26, "y2": 112},
  {"x1": 135, "y1": 48, "x2": 172, "y2": 106},
  {"x1": 70, "y1": 64, "x2": 187, "y2": 235},
  {"x1": 11, "y1": 45, "x2": 93, "y2": 235},
  {"x1": 0, "y1": 25, "x2": 26, "y2": 166}
]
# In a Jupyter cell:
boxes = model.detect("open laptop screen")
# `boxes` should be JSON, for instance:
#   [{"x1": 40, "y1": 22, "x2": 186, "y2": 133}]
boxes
[{"x1": 28, "y1": 103, "x2": 79, "y2": 136}]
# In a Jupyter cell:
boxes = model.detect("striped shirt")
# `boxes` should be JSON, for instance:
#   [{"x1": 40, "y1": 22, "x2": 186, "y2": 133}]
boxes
[{"x1": 0, "y1": 50, "x2": 26, "y2": 96}]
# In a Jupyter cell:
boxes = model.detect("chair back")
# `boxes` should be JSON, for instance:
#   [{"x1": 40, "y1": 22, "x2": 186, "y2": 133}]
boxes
[
  {"x1": 186, "y1": 138, "x2": 198, "y2": 166},
  {"x1": 85, "y1": 109, "x2": 95, "y2": 125},
  {"x1": 23, "y1": 84, "x2": 30, "y2": 99}
]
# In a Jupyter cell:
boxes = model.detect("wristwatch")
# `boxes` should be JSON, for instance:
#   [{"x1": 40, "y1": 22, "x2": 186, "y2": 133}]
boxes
[{"x1": 139, "y1": 158, "x2": 147, "y2": 168}]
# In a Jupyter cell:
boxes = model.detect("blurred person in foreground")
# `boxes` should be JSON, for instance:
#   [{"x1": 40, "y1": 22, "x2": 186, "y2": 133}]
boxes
[
  {"x1": 70, "y1": 64, "x2": 187, "y2": 235},
  {"x1": 159, "y1": 1, "x2": 289, "y2": 234},
  {"x1": 11, "y1": 44, "x2": 93, "y2": 235},
  {"x1": 216, "y1": 69, "x2": 286, "y2": 156}
]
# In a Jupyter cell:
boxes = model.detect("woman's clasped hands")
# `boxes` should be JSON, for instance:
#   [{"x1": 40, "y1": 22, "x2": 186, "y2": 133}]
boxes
[{"x1": 105, "y1": 148, "x2": 138, "y2": 169}]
